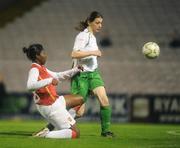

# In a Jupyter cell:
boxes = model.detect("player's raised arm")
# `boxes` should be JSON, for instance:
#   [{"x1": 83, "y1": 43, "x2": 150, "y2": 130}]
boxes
[{"x1": 47, "y1": 66, "x2": 83, "y2": 81}]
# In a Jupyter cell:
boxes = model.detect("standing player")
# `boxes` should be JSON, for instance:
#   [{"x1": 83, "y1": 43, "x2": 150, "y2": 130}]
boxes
[
  {"x1": 71, "y1": 11, "x2": 114, "y2": 137},
  {"x1": 23, "y1": 43, "x2": 84, "y2": 139}
]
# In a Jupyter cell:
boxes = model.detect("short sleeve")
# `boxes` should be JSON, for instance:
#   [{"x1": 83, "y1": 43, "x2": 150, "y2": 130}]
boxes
[{"x1": 73, "y1": 32, "x2": 89, "y2": 51}]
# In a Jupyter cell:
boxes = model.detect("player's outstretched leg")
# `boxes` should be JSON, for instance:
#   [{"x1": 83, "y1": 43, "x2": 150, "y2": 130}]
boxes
[
  {"x1": 45, "y1": 126, "x2": 79, "y2": 139},
  {"x1": 33, "y1": 126, "x2": 79, "y2": 139}
]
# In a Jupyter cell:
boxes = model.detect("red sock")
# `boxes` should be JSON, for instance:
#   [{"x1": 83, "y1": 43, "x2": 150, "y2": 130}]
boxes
[{"x1": 71, "y1": 130, "x2": 77, "y2": 139}]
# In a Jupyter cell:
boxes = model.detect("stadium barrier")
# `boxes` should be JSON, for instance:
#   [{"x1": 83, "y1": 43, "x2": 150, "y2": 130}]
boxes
[
  {"x1": 130, "y1": 94, "x2": 180, "y2": 123},
  {"x1": 0, "y1": 93, "x2": 179, "y2": 123}
]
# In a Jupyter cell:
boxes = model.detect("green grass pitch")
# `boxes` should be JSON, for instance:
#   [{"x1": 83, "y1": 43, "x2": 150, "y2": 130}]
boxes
[{"x1": 0, "y1": 120, "x2": 179, "y2": 148}]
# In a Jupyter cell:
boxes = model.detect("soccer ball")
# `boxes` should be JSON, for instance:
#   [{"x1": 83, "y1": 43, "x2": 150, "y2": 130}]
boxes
[{"x1": 142, "y1": 42, "x2": 160, "y2": 59}]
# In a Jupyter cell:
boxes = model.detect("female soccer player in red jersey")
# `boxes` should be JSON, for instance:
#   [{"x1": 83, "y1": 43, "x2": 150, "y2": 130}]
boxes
[{"x1": 23, "y1": 43, "x2": 84, "y2": 139}]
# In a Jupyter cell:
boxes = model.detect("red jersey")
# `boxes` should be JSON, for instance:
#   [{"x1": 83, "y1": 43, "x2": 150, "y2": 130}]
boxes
[{"x1": 31, "y1": 63, "x2": 59, "y2": 105}]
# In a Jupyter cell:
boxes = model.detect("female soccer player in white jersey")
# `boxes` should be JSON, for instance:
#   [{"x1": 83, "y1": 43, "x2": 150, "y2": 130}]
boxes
[
  {"x1": 23, "y1": 43, "x2": 84, "y2": 139},
  {"x1": 71, "y1": 11, "x2": 114, "y2": 137}
]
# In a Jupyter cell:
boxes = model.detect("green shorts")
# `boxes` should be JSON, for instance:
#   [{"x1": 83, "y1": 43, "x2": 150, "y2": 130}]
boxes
[{"x1": 71, "y1": 70, "x2": 104, "y2": 102}]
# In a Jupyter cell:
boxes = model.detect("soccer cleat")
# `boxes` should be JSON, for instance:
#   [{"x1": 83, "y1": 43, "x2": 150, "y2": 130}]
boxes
[
  {"x1": 101, "y1": 131, "x2": 115, "y2": 138},
  {"x1": 32, "y1": 127, "x2": 49, "y2": 137}
]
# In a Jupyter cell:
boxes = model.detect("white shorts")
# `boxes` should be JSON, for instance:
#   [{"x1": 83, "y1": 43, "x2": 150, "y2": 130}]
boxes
[{"x1": 36, "y1": 96, "x2": 76, "y2": 129}]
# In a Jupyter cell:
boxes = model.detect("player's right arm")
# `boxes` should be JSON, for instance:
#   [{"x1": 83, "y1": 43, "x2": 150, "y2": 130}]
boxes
[{"x1": 27, "y1": 68, "x2": 57, "y2": 91}]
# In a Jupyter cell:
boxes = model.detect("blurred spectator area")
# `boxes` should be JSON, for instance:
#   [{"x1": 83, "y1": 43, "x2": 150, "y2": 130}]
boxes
[{"x1": 0, "y1": 0, "x2": 180, "y2": 94}]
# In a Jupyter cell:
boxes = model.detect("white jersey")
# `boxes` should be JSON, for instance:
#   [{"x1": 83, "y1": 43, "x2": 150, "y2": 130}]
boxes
[{"x1": 73, "y1": 28, "x2": 98, "y2": 72}]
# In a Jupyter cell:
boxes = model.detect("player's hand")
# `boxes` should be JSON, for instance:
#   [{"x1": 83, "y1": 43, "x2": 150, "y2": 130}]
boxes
[
  {"x1": 52, "y1": 78, "x2": 59, "y2": 86},
  {"x1": 77, "y1": 65, "x2": 84, "y2": 71}
]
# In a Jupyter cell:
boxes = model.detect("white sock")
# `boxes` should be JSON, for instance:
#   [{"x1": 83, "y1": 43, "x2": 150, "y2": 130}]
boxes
[
  {"x1": 45, "y1": 129, "x2": 75, "y2": 139},
  {"x1": 68, "y1": 108, "x2": 76, "y2": 118}
]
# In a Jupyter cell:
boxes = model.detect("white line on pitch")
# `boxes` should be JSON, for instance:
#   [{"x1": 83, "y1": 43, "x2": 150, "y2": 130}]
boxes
[{"x1": 167, "y1": 130, "x2": 180, "y2": 136}]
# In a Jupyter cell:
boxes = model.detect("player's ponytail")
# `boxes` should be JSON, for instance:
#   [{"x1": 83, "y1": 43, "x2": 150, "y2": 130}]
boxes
[
  {"x1": 75, "y1": 11, "x2": 103, "y2": 31},
  {"x1": 22, "y1": 47, "x2": 28, "y2": 53},
  {"x1": 75, "y1": 20, "x2": 88, "y2": 31}
]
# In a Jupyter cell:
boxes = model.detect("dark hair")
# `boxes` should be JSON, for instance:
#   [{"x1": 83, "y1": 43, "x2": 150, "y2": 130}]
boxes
[
  {"x1": 23, "y1": 43, "x2": 44, "y2": 62},
  {"x1": 75, "y1": 11, "x2": 103, "y2": 31}
]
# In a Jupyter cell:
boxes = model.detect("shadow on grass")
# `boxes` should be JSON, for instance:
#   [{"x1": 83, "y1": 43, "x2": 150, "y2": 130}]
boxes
[{"x1": 0, "y1": 131, "x2": 32, "y2": 137}]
